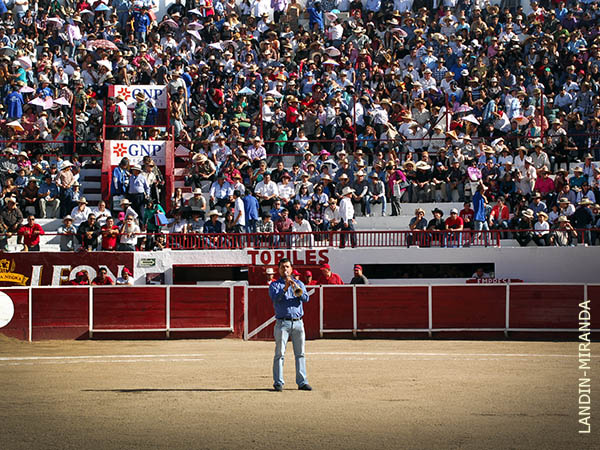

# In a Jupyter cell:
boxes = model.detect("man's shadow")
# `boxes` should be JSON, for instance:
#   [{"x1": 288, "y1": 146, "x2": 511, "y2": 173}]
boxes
[{"x1": 83, "y1": 388, "x2": 274, "y2": 393}]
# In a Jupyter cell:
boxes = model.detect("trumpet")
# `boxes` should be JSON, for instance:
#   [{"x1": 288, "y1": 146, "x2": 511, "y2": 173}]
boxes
[{"x1": 288, "y1": 276, "x2": 304, "y2": 297}]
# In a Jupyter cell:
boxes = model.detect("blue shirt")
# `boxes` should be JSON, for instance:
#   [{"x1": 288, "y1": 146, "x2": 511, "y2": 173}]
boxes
[
  {"x1": 473, "y1": 191, "x2": 486, "y2": 222},
  {"x1": 269, "y1": 277, "x2": 309, "y2": 319},
  {"x1": 5, "y1": 91, "x2": 24, "y2": 118},
  {"x1": 128, "y1": 173, "x2": 150, "y2": 196},
  {"x1": 38, "y1": 182, "x2": 59, "y2": 199},
  {"x1": 243, "y1": 194, "x2": 260, "y2": 221},
  {"x1": 133, "y1": 11, "x2": 151, "y2": 33}
]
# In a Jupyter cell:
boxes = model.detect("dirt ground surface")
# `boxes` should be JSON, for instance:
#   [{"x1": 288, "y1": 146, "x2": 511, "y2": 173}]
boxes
[{"x1": 0, "y1": 337, "x2": 598, "y2": 450}]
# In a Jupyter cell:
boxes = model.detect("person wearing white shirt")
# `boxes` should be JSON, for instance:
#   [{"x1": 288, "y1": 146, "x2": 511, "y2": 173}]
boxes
[
  {"x1": 70, "y1": 199, "x2": 92, "y2": 228},
  {"x1": 254, "y1": 172, "x2": 279, "y2": 207},
  {"x1": 353, "y1": 99, "x2": 365, "y2": 130},
  {"x1": 92, "y1": 200, "x2": 112, "y2": 227},
  {"x1": 338, "y1": 187, "x2": 357, "y2": 247},
  {"x1": 533, "y1": 212, "x2": 550, "y2": 246},
  {"x1": 324, "y1": 198, "x2": 341, "y2": 229},
  {"x1": 209, "y1": 176, "x2": 234, "y2": 213},
  {"x1": 277, "y1": 174, "x2": 296, "y2": 206},
  {"x1": 118, "y1": 215, "x2": 141, "y2": 251},
  {"x1": 116, "y1": 268, "x2": 134, "y2": 285},
  {"x1": 232, "y1": 190, "x2": 246, "y2": 231},
  {"x1": 420, "y1": 70, "x2": 437, "y2": 91},
  {"x1": 291, "y1": 213, "x2": 313, "y2": 247}
]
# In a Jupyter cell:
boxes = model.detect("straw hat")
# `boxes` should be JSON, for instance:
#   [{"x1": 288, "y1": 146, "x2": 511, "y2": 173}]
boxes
[{"x1": 341, "y1": 186, "x2": 355, "y2": 196}]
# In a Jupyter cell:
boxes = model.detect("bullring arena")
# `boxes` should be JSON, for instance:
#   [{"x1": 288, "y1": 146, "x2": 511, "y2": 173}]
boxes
[
  {"x1": 0, "y1": 337, "x2": 597, "y2": 450},
  {"x1": 0, "y1": 281, "x2": 598, "y2": 450}
]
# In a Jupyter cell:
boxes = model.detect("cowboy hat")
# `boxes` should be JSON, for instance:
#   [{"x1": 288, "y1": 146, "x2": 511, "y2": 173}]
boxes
[
  {"x1": 193, "y1": 188, "x2": 202, "y2": 195},
  {"x1": 78, "y1": 197, "x2": 88, "y2": 204},
  {"x1": 208, "y1": 209, "x2": 222, "y2": 216},
  {"x1": 341, "y1": 186, "x2": 355, "y2": 196},
  {"x1": 579, "y1": 198, "x2": 593, "y2": 206},
  {"x1": 415, "y1": 161, "x2": 431, "y2": 170},
  {"x1": 522, "y1": 209, "x2": 534, "y2": 218}
]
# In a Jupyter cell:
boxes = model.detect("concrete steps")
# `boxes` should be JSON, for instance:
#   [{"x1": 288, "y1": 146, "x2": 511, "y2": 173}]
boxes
[{"x1": 80, "y1": 168, "x2": 102, "y2": 206}]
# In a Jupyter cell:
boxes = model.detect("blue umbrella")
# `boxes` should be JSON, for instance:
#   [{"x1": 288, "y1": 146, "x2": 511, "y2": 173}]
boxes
[{"x1": 95, "y1": 4, "x2": 111, "y2": 11}]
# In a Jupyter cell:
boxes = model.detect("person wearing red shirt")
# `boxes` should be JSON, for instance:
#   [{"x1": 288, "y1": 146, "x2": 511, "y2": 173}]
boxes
[
  {"x1": 444, "y1": 208, "x2": 464, "y2": 247},
  {"x1": 533, "y1": 166, "x2": 556, "y2": 204},
  {"x1": 304, "y1": 270, "x2": 319, "y2": 286},
  {"x1": 489, "y1": 196, "x2": 510, "y2": 234},
  {"x1": 101, "y1": 216, "x2": 119, "y2": 251},
  {"x1": 320, "y1": 263, "x2": 343, "y2": 285},
  {"x1": 69, "y1": 271, "x2": 90, "y2": 285},
  {"x1": 92, "y1": 267, "x2": 115, "y2": 286},
  {"x1": 285, "y1": 97, "x2": 300, "y2": 127},
  {"x1": 18, "y1": 215, "x2": 45, "y2": 251},
  {"x1": 459, "y1": 201, "x2": 474, "y2": 229}
]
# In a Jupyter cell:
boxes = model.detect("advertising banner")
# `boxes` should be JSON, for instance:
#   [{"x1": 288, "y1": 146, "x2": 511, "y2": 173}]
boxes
[
  {"x1": 110, "y1": 85, "x2": 167, "y2": 109},
  {"x1": 0, "y1": 253, "x2": 134, "y2": 286},
  {"x1": 108, "y1": 140, "x2": 167, "y2": 166}
]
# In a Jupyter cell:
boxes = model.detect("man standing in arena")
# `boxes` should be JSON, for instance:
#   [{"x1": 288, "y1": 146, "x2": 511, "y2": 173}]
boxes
[{"x1": 268, "y1": 258, "x2": 312, "y2": 392}]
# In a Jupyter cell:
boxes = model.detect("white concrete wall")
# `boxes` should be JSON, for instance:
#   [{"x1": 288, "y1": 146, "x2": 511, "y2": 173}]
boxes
[{"x1": 134, "y1": 246, "x2": 600, "y2": 285}]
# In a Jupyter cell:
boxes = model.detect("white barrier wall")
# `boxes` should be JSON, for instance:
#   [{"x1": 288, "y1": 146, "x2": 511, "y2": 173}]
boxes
[{"x1": 133, "y1": 246, "x2": 600, "y2": 285}]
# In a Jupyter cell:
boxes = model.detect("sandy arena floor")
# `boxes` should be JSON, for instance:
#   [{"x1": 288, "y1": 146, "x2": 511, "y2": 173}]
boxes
[{"x1": 0, "y1": 338, "x2": 598, "y2": 450}]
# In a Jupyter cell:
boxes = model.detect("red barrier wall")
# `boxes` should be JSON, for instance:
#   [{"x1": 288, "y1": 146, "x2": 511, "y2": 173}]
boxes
[
  {"x1": 356, "y1": 286, "x2": 428, "y2": 329},
  {"x1": 0, "y1": 289, "x2": 29, "y2": 341},
  {"x1": 322, "y1": 286, "x2": 354, "y2": 331},
  {"x1": 585, "y1": 285, "x2": 600, "y2": 330},
  {"x1": 170, "y1": 287, "x2": 230, "y2": 329},
  {"x1": 1, "y1": 284, "x2": 597, "y2": 342},
  {"x1": 432, "y1": 285, "x2": 506, "y2": 329},
  {"x1": 509, "y1": 285, "x2": 584, "y2": 329},
  {"x1": 93, "y1": 287, "x2": 166, "y2": 330},
  {"x1": 32, "y1": 287, "x2": 88, "y2": 340}
]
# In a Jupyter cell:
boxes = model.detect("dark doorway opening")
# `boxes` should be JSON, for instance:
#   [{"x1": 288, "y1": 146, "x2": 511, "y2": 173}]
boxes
[{"x1": 173, "y1": 265, "x2": 248, "y2": 284}]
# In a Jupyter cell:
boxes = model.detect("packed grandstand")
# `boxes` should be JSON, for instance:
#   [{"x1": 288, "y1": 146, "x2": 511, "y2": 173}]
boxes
[{"x1": 0, "y1": 0, "x2": 599, "y2": 253}]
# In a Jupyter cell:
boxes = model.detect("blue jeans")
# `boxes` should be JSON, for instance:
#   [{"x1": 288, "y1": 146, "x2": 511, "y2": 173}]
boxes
[{"x1": 273, "y1": 319, "x2": 308, "y2": 388}]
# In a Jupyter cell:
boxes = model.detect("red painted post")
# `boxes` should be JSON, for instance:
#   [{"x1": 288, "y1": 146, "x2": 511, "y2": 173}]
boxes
[{"x1": 73, "y1": 101, "x2": 77, "y2": 155}]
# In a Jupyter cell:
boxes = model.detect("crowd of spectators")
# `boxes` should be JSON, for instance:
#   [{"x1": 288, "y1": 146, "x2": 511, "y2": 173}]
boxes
[{"x1": 1, "y1": 0, "x2": 600, "y2": 250}]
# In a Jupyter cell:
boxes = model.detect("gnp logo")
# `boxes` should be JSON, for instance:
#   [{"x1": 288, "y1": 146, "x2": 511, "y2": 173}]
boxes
[
  {"x1": 112, "y1": 143, "x2": 128, "y2": 158},
  {"x1": 116, "y1": 87, "x2": 132, "y2": 97}
]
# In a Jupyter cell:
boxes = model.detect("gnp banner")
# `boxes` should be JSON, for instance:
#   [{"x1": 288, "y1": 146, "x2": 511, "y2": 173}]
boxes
[
  {"x1": 108, "y1": 140, "x2": 167, "y2": 166},
  {"x1": 110, "y1": 85, "x2": 168, "y2": 109}
]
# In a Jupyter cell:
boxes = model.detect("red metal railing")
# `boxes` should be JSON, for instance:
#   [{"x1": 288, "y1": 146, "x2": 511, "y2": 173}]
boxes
[{"x1": 11, "y1": 228, "x2": 598, "y2": 251}]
